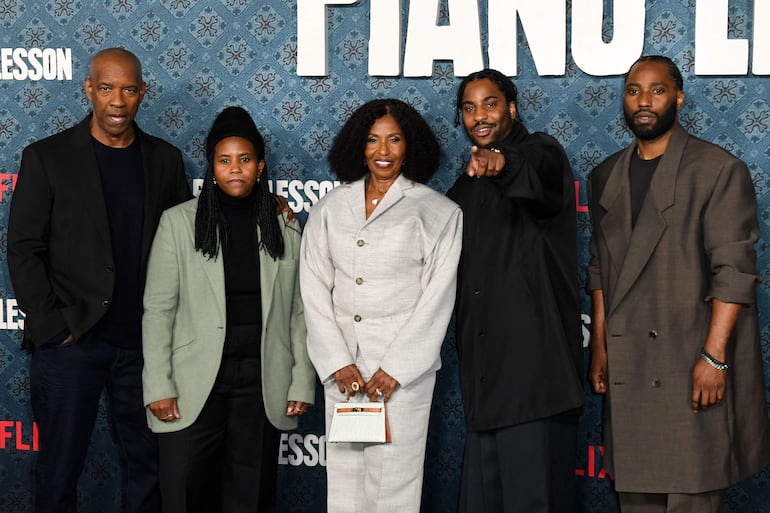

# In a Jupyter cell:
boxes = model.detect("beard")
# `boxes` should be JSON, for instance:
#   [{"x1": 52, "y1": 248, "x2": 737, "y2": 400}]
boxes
[{"x1": 624, "y1": 99, "x2": 678, "y2": 141}]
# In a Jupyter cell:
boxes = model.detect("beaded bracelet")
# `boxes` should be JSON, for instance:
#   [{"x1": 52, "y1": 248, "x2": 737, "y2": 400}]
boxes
[{"x1": 700, "y1": 349, "x2": 729, "y2": 371}]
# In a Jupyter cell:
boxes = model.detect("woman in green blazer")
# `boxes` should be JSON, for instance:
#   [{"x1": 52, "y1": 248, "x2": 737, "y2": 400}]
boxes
[{"x1": 142, "y1": 106, "x2": 315, "y2": 513}]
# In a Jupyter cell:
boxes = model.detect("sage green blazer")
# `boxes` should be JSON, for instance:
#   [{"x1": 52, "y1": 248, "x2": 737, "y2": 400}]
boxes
[{"x1": 142, "y1": 198, "x2": 315, "y2": 433}]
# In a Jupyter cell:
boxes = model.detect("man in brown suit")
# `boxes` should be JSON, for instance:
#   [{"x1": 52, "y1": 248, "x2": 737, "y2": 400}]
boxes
[{"x1": 588, "y1": 55, "x2": 770, "y2": 512}]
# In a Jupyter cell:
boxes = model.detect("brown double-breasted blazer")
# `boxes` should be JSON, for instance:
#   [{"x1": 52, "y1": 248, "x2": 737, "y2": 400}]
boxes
[{"x1": 587, "y1": 123, "x2": 770, "y2": 493}]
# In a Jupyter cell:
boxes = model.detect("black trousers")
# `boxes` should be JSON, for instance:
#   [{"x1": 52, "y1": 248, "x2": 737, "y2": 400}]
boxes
[
  {"x1": 29, "y1": 335, "x2": 160, "y2": 513},
  {"x1": 459, "y1": 415, "x2": 578, "y2": 513},
  {"x1": 158, "y1": 324, "x2": 279, "y2": 513}
]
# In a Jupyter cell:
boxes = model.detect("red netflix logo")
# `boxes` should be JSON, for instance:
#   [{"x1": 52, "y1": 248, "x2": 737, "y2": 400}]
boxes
[
  {"x1": 575, "y1": 444, "x2": 613, "y2": 479},
  {"x1": 0, "y1": 172, "x2": 18, "y2": 203},
  {"x1": 0, "y1": 420, "x2": 39, "y2": 451},
  {"x1": 574, "y1": 180, "x2": 588, "y2": 213}
]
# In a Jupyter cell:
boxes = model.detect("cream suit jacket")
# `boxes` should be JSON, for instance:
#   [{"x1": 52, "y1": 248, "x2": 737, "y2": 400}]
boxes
[{"x1": 299, "y1": 174, "x2": 462, "y2": 387}]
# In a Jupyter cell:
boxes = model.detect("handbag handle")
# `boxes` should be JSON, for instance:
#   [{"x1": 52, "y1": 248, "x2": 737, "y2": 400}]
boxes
[{"x1": 336, "y1": 406, "x2": 382, "y2": 413}]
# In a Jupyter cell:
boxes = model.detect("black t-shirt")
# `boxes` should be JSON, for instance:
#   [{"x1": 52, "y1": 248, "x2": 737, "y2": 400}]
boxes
[
  {"x1": 91, "y1": 136, "x2": 145, "y2": 349},
  {"x1": 629, "y1": 150, "x2": 661, "y2": 227}
]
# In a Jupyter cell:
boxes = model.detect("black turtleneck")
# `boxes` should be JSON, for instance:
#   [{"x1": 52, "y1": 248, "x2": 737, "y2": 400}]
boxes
[{"x1": 217, "y1": 188, "x2": 262, "y2": 329}]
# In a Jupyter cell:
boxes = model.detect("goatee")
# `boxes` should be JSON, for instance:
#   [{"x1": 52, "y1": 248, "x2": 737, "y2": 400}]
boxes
[{"x1": 624, "y1": 100, "x2": 678, "y2": 141}]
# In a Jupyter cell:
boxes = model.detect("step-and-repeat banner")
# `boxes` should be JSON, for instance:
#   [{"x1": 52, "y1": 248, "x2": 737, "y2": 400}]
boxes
[{"x1": 1, "y1": 1, "x2": 769, "y2": 512}]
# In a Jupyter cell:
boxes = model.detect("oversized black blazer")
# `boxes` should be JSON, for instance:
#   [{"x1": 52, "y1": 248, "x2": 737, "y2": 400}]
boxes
[
  {"x1": 448, "y1": 121, "x2": 584, "y2": 431},
  {"x1": 7, "y1": 115, "x2": 191, "y2": 348}
]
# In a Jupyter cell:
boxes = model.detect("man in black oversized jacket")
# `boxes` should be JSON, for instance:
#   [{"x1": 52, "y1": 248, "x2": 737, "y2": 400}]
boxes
[
  {"x1": 7, "y1": 48, "x2": 191, "y2": 513},
  {"x1": 447, "y1": 68, "x2": 584, "y2": 513}
]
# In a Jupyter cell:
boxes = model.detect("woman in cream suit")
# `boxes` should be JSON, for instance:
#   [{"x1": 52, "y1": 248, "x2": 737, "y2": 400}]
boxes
[
  {"x1": 142, "y1": 106, "x2": 315, "y2": 513},
  {"x1": 300, "y1": 99, "x2": 462, "y2": 513}
]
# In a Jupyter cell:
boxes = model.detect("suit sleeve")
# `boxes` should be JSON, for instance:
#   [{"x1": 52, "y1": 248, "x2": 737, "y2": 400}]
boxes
[
  {"x1": 703, "y1": 158, "x2": 760, "y2": 305},
  {"x1": 282, "y1": 217, "x2": 316, "y2": 404},
  {"x1": 6, "y1": 145, "x2": 68, "y2": 345},
  {"x1": 586, "y1": 172, "x2": 603, "y2": 292},
  {"x1": 378, "y1": 207, "x2": 463, "y2": 388},
  {"x1": 491, "y1": 136, "x2": 569, "y2": 219},
  {"x1": 299, "y1": 205, "x2": 356, "y2": 383},
  {"x1": 142, "y1": 211, "x2": 181, "y2": 405}
]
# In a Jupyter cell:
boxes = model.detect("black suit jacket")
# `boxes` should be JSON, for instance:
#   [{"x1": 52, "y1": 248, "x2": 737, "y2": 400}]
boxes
[{"x1": 7, "y1": 115, "x2": 191, "y2": 348}]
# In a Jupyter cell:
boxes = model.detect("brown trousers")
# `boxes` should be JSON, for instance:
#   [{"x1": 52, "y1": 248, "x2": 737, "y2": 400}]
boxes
[{"x1": 618, "y1": 490, "x2": 724, "y2": 513}]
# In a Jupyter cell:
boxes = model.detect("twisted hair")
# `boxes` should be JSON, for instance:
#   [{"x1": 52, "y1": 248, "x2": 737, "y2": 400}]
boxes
[
  {"x1": 328, "y1": 99, "x2": 440, "y2": 183},
  {"x1": 194, "y1": 151, "x2": 284, "y2": 261},
  {"x1": 454, "y1": 69, "x2": 519, "y2": 126}
]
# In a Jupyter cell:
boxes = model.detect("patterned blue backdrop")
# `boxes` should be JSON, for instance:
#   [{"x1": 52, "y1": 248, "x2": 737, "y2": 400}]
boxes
[{"x1": 1, "y1": 1, "x2": 769, "y2": 512}]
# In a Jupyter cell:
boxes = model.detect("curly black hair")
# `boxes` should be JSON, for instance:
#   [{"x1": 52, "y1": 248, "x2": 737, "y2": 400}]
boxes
[
  {"x1": 327, "y1": 99, "x2": 440, "y2": 183},
  {"x1": 625, "y1": 55, "x2": 684, "y2": 91},
  {"x1": 454, "y1": 68, "x2": 519, "y2": 127},
  {"x1": 194, "y1": 137, "x2": 284, "y2": 261}
]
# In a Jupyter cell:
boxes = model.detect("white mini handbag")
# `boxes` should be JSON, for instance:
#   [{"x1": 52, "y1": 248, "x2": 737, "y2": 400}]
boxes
[{"x1": 328, "y1": 399, "x2": 391, "y2": 443}]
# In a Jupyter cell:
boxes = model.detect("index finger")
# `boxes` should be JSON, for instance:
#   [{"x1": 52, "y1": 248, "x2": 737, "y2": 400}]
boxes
[
  {"x1": 691, "y1": 386, "x2": 702, "y2": 412},
  {"x1": 475, "y1": 158, "x2": 490, "y2": 177}
]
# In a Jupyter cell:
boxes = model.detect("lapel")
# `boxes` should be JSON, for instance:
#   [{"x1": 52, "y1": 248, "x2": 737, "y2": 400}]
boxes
[
  {"x1": 181, "y1": 202, "x2": 280, "y2": 326},
  {"x1": 181, "y1": 203, "x2": 227, "y2": 321},
  {"x1": 345, "y1": 178, "x2": 367, "y2": 222},
  {"x1": 259, "y1": 222, "x2": 279, "y2": 328},
  {"x1": 598, "y1": 145, "x2": 634, "y2": 288},
  {"x1": 70, "y1": 116, "x2": 112, "y2": 253},
  {"x1": 601, "y1": 124, "x2": 687, "y2": 313},
  {"x1": 345, "y1": 174, "x2": 410, "y2": 226},
  {"x1": 138, "y1": 126, "x2": 161, "y2": 262}
]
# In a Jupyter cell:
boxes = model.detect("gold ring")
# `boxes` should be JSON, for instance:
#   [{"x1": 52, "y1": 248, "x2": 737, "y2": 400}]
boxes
[{"x1": 351, "y1": 382, "x2": 360, "y2": 392}]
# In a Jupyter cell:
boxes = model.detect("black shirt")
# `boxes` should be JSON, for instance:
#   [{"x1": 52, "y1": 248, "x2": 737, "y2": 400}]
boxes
[
  {"x1": 629, "y1": 150, "x2": 661, "y2": 227},
  {"x1": 91, "y1": 136, "x2": 145, "y2": 349}
]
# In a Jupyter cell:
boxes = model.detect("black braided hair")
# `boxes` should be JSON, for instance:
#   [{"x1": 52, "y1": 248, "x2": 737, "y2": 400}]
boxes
[{"x1": 625, "y1": 55, "x2": 684, "y2": 91}]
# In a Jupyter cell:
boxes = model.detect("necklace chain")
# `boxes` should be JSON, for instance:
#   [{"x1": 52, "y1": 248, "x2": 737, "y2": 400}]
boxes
[{"x1": 367, "y1": 189, "x2": 385, "y2": 206}]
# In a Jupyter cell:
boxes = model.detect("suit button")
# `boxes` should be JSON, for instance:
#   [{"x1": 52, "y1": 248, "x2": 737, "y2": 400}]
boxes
[
  {"x1": 649, "y1": 330, "x2": 658, "y2": 339},
  {"x1": 474, "y1": 289, "x2": 480, "y2": 295},
  {"x1": 652, "y1": 378, "x2": 661, "y2": 388},
  {"x1": 101, "y1": 300, "x2": 110, "y2": 308},
  {"x1": 106, "y1": 265, "x2": 114, "y2": 273},
  {"x1": 355, "y1": 277, "x2": 363, "y2": 285},
  {"x1": 354, "y1": 315, "x2": 362, "y2": 322},
  {"x1": 357, "y1": 240, "x2": 365, "y2": 247}
]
